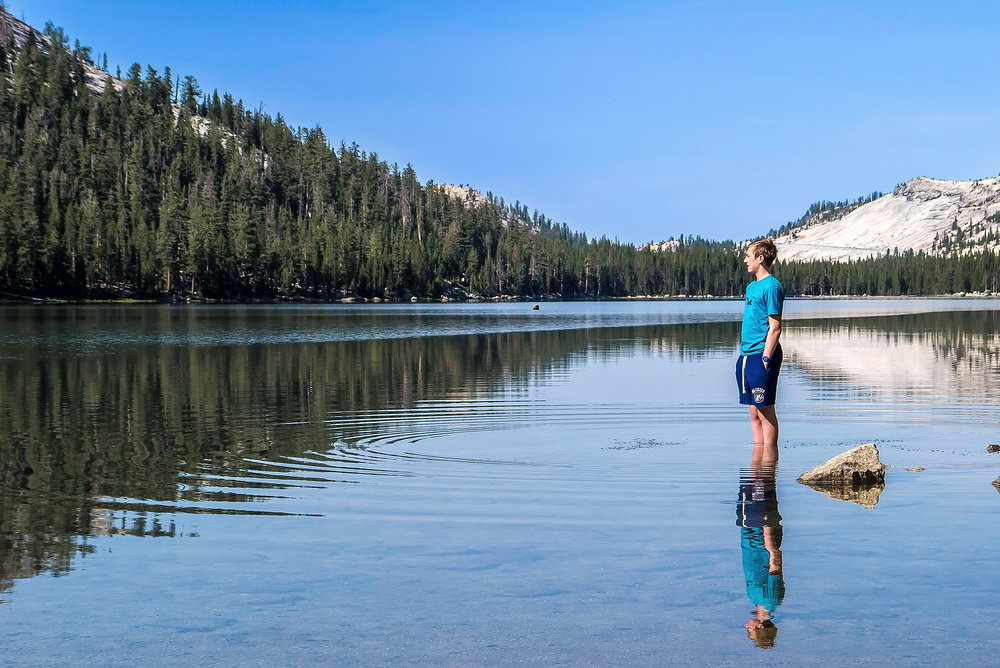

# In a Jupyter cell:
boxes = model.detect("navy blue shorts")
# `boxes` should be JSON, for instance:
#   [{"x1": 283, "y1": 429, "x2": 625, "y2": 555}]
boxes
[{"x1": 736, "y1": 345, "x2": 782, "y2": 407}]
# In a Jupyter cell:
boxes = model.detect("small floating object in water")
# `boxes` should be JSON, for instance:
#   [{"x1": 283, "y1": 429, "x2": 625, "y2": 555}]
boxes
[
  {"x1": 532, "y1": 304, "x2": 540, "y2": 310},
  {"x1": 903, "y1": 467, "x2": 925, "y2": 472},
  {"x1": 988, "y1": 444, "x2": 1000, "y2": 453}
]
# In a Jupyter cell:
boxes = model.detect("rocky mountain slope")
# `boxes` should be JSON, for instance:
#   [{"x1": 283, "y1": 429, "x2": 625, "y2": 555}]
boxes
[
  {"x1": 774, "y1": 176, "x2": 1000, "y2": 262},
  {"x1": 0, "y1": 11, "x2": 120, "y2": 94},
  {"x1": 2, "y1": 10, "x2": 503, "y2": 218}
]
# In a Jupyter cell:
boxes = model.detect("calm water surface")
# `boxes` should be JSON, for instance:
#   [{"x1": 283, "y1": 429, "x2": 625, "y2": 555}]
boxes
[{"x1": 2, "y1": 299, "x2": 1000, "y2": 666}]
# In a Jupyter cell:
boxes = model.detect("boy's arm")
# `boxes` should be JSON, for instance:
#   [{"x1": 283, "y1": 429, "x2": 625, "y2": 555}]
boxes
[{"x1": 762, "y1": 315, "x2": 782, "y2": 369}]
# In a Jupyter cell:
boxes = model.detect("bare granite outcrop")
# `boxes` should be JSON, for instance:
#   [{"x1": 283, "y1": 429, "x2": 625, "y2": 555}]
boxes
[
  {"x1": 797, "y1": 443, "x2": 886, "y2": 508},
  {"x1": 774, "y1": 176, "x2": 1000, "y2": 262}
]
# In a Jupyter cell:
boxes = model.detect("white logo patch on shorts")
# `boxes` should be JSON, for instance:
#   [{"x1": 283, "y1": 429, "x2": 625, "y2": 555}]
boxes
[{"x1": 751, "y1": 387, "x2": 766, "y2": 404}]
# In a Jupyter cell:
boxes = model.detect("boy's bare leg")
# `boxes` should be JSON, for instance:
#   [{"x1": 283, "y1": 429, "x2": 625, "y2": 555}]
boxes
[
  {"x1": 757, "y1": 405, "x2": 779, "y2": 447},
  {"x1": 748, "y1": 406, "x2": 764, "y2": 445},
  {"x1": 749, "y1": 405, "x2": 779, "y2": 458}
]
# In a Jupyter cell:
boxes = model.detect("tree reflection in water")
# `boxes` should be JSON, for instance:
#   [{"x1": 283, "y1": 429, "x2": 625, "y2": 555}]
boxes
[{"x1": 0, "y1": 312, "x2": 739, "y2": 597}]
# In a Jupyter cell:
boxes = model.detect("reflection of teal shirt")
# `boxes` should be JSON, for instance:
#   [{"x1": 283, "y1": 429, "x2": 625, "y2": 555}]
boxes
[
  {"x1": 741, "y1": 527, "x2": 785, "y2": 612},
  {"x1": 741, "y1": 274, "x2": 785, "y2": 354}
]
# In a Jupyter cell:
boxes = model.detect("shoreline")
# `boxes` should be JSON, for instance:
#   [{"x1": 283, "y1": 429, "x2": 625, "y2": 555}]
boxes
[{"x1": 2, "y1": 293, "x2": 999, "y2": 306}]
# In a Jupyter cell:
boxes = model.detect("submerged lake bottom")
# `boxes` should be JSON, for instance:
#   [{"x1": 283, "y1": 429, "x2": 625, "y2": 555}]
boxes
[{"x1": 1, "y1": 300, "x2": 1000, "y2": 665}]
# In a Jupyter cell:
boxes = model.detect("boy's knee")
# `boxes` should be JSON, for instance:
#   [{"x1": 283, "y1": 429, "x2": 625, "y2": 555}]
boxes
[{"x1": 749, "y1": 405, "x2": 759, "y2": 419}]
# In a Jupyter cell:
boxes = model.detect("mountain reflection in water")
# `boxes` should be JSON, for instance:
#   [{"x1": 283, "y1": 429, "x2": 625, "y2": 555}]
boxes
[
  {"x1": 5, "y1": 300, "x2": 1000, "y2": 657},
  {"x1": 785, "y1": 309, "x2": 1000, "y2": 401},
  {"x1": 0, "y1": 313, "x2": 738, "y2": 596}
]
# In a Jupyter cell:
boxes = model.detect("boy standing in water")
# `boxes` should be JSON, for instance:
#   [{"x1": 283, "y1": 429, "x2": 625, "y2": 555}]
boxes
[{"x1": 737, "y1": 239, "x2": 785, "y2": 450}]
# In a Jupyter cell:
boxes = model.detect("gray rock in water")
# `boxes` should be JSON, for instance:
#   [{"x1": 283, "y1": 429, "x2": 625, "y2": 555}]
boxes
[
  {"x1": 797, "y1": 444, "x2": 886, "y2": 509},
  {"x1": 988, "y1": 444, "x2": 1000, "y2": 453},
  {"x1": 992, "y1": 476, "x2": 1000, "y2": 490},
  {"x1": 798, "y1": 443, "x2": 885, "y2": 485}
]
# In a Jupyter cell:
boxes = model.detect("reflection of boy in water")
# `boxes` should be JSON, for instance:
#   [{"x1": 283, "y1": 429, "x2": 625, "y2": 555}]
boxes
[{"x1": 736, "y1": 446, "x2": 784, "y2": 649}]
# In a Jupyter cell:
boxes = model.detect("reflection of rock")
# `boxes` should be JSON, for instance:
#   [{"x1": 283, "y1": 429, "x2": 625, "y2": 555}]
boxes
[
  {"x1": 800, "y1": 479, "x2": 885, "y2": 509},
  {"x1": 798, "y1": 444, "x2": 886, "y2": 485},
  {"x1": 797, "y1": 444, "x2": 887, "y2": 508}
]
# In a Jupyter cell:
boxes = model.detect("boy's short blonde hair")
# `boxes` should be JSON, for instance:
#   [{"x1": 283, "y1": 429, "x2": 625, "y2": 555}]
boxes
[{"x1": 747, "y1": 238, "x2": 778, "y2": 269}]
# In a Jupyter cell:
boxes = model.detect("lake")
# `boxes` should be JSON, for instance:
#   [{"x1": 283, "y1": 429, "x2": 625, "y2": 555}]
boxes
[{"x1": 1, "y1": 299, "x2": 1000, "y2": 666}]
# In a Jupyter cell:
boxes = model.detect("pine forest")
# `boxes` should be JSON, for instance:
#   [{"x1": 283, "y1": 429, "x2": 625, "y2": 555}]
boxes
[{"x1": 1, "y1": 14, "x2": 999, "y2": 301}]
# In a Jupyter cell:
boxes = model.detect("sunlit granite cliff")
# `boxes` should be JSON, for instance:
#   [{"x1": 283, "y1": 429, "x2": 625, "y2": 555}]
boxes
[{"x1": 775, "y1": 177, "x2": 1000, "y2": 262}]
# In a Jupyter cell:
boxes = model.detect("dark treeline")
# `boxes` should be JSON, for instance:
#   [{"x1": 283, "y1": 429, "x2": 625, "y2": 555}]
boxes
[
  {"x1": 2, "y1": 15, "x2": 1000, "y2": 300},
  {"x1": 779, "y1": 250, "x2": 1000, "y2": 296}
]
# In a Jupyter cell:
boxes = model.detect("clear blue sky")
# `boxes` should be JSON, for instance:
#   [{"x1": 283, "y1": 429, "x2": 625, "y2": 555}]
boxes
[{"x1": 10, "y1": 1, "x2": 1000, "y2": 243}]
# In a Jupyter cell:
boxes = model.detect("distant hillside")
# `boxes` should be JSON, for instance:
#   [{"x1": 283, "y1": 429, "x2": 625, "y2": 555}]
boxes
[
  {"x1": 0, "y1": 12, "x2": 119, "y2": 94},
  {"x1": 7, "y1": 9, "x2": 1000, "y2": 300},
  {"x1": 0, "y1": 10, "x2": 752, "y2": 300},
  {"x1": 775, "y1": 176, "x2": 1000, "y2": 262}
]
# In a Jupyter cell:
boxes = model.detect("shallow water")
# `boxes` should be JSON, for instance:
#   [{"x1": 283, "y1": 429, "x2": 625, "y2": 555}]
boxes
[{"x1": 2, "y1": 300, "x2": 1000, "y2": 665}]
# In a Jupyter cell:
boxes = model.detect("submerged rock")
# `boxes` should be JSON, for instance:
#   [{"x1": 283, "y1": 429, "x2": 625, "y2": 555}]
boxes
[{"x1": 797, "y1": 444, "x2": 886, "y2": 509}]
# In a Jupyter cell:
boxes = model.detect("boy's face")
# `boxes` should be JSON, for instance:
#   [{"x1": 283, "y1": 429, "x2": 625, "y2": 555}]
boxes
[{"x1": 744, "y1": 249, "x2": 762, "y2": 274}]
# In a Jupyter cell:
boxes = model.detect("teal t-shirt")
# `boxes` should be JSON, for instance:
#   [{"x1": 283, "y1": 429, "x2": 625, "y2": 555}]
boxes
[{"x1": 741, "y1": 274, "x2": 784, "y2": 354}]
